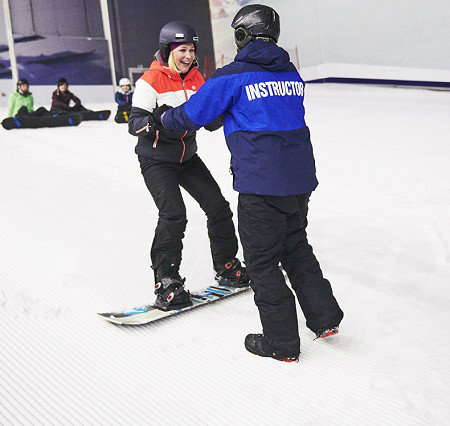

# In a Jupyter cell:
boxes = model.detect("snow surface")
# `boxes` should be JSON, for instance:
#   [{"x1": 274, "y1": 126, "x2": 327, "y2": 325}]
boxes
[{"x1": 0, "y1": 84, "x2": 449, "y2": 424}]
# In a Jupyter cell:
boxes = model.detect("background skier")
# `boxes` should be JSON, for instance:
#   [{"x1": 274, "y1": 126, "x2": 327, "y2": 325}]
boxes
[
  {"x1": 51, "y1": 77, "x2": 88, "y2": 113},
  {"x1": 152, "y1": 5, "x2": 344, "y2": 361},
  {"x1": 114, "y1": 77, "x2": 133, "y2": 123},
  {"x1": 128, "y1": 21, "x2": 249, "y2": 311},
  {"x1": 7, "y1": 79, "x2": 50, "y2": 118}
]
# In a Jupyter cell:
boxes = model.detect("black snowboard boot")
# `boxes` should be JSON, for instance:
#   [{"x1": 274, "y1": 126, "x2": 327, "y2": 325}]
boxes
[
  {"x1": 245, "y1": 334, "x2": 299, "y2": 363},
  {"x1": 214, "y1": 258, "x2": 250, "y2": 287},
  {"x1": 153, "y1": 264, "x2": 191, "y2": 311}
]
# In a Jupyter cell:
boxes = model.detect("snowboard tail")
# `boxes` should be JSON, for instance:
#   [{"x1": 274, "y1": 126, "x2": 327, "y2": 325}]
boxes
[
  {"x1": 1, "y1": 113, "x2": 82, "y2": 130},
  {"x1": 79, "y1": 110, "x2": 111, "y2": 121},
  {"x1": 97, "y1": 283, "x2": 251, "y2": 326}
]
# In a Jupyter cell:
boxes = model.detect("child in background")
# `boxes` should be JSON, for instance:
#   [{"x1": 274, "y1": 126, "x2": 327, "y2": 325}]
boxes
[{"x1": 114, "y1": 78, "x2": 133, "y2": 123}]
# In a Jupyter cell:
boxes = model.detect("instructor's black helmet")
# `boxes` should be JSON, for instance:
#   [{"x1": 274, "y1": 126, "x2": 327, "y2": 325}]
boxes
[
  {"x1": 159, "y1": 21, "x2": 199, "y2": 63},
  {"x1": 231, "y1": 4, "x2": 280, "y2": 51}
]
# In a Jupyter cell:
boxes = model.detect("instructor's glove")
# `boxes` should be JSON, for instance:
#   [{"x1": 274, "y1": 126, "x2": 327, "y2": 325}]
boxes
[{"x1": 149, "y1": 104, "x2": 173, "y2": 129}]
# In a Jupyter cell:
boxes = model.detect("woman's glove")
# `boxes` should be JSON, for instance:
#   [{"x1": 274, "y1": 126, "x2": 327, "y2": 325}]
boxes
[{"x1": 149, "y1": 104, "x2": 173, "y2": 128}]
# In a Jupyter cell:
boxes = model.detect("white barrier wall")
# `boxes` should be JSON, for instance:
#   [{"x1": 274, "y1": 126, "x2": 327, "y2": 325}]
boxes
[{"x1": 209, "y1": 0, "x2": 450, "y2": 84}]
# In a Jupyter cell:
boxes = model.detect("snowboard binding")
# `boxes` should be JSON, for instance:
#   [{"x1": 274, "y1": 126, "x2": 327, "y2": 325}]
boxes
[
  {"x1": 215, "y1": 258, "x2": 250, "y2": 288},
  {"x1": 154, "y1": 277, "x2": 192, "y2": 311}
]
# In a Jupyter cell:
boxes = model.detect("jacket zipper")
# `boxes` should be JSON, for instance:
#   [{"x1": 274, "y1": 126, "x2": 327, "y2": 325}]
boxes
[
  {"x1": 182, "y1": 80, "x2": 189, "y2": 101},
  {"x1": 178, "y1": 79, "x2": 189, "y2": 162},
  {"x1": 153, "y1": 129, "x2": 159, "y2": 148},
  {"x1": 179, "y1": 131, "x2": 187, "y2": 163}
]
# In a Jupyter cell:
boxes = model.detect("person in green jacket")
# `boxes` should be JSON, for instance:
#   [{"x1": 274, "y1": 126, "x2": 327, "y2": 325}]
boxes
[{"x1": 7, "y1": 79, "x2": 49, "y2": 118}]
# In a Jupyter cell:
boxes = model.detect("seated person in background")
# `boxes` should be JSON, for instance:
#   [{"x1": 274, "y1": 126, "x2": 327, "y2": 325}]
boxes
[
  {"x1": 7, "y1": 78, "x2": 50, "y2": 118},
  {"x1": 51, "y1": 77, "x2": 88, "y2": 113},
  {"x1": 114, "y1": 77, "x2": 133, "y2": 123}
]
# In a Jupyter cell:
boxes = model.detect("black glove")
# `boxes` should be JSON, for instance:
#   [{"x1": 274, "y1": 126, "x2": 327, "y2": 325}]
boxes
[
  {"x1": 149, "y1": 104, "x2": 173, "y2": 128},
  {"x1": 204, "y1": 114, "x2": 224, "y2": 132}
]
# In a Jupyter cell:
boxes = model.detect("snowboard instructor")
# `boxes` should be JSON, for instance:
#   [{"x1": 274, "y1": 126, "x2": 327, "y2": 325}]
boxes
[
  {"x1": 128, "y1": 21, "x2": 249, "y2": 311},
  {"x1": 153, "y1": 5, "x2": 344, "y2": 362}
]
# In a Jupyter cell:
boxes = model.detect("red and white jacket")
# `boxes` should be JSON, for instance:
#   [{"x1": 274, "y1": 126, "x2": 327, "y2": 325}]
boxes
[{"x1": 129, "y1": 55, "x2": 207, "y2": 163}]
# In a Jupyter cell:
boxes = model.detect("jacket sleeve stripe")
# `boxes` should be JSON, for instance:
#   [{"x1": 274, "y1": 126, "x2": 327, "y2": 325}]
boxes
[{"x1": 132, "y1": 79, "x2": 158, "y2": 113}]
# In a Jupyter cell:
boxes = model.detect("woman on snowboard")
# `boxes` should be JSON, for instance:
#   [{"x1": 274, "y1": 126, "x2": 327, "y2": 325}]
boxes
[{"x1": 128, "y1": 21, "x2": 249, "y2": 311}]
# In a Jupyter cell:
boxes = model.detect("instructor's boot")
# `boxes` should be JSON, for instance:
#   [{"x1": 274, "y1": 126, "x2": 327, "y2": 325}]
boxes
[
  {"x1": 214, "y1": 258, "x2": 250, "y2": 287},
  {"x1": 315, "y1": 327, "x2": 339, "y2": 340},
  {"x1": 244, "y1": 334, "x2": 299, "y2": 363}
]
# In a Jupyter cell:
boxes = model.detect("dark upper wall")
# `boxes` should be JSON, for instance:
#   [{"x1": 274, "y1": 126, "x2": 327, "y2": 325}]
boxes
[
  {"x1": 2, "y1": 0, "x2": 110, "y2": 84},
  {"x1": 108, "y1": 0, "x2": 215, "y2": 81}
]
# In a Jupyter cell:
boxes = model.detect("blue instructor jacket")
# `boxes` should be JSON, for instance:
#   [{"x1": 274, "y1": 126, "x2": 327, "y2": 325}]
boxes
[{"x1": 162, "y1": 39, "x2": 318, "y2": 196}]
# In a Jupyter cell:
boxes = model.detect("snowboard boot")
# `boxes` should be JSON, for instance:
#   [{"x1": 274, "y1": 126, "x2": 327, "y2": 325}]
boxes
[
  {"x1": 153, "y1": 265, "x2": 191, "y2": 311},
  {"x1": 244, "y1": 334, "x2": 299, "y2": 363},
  {"x1": 314, "y1": 327, "x2": 339, "y2": 340},
  {"x1": 214, "y1": 258, "x2": 250, "y2": 287}
]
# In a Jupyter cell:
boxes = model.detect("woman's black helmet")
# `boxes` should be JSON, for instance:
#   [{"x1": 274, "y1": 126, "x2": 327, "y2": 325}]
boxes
[
  {"x1": 231, "y1": 4, "x2": 280, "y2": 51},
  {"x1": 159, "y1": 21, "x2": 199, "y2": 63}
]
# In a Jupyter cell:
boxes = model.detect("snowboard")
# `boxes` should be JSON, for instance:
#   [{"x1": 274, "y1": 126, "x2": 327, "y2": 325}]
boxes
[
  {"x1": 97, "y1": 283, "x2": 251, "y2": 325},
  {"x1": 79, "y1": 110, "x2": 111, "y2": 121},
  {"x1": 1, "y1": 113, "x2": 82, "y2": 130}
]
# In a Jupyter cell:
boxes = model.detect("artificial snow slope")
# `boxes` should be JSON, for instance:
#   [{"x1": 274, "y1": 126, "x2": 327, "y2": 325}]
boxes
[{"x1": 0, "y1": 86, "x2": 449, "y2": 425}]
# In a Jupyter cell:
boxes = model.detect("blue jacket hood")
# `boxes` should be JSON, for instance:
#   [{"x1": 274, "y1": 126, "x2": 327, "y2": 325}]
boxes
[{"x1": 235, "y1": 39, "x2": 291, "y2": 72}]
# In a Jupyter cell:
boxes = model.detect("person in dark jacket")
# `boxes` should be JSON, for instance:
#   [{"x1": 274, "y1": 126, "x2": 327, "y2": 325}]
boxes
[
  {"x1": 128, "y1": 21, "x2": 249, "y2": 311},
  {"x1": 51, "y1": 78, "x2": 88, "y2": 113},
  {"x1": 152, "y1": 5, "x2": 344, "y2": 361},
  {"x1": 114, "y1": 77, "x2": 133, "y2": 123}
]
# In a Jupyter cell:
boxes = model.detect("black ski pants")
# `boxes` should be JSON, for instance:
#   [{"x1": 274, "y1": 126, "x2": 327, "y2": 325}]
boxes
[
  {"x1": 139, "y1": 154, "x2": 238, "y2": 272},
  {"x1": 16, "y1": 106, "x2": 51, "y2": 117},
  {"x1": 238, "y1": 193, "x2": 343, "y2": 354}
]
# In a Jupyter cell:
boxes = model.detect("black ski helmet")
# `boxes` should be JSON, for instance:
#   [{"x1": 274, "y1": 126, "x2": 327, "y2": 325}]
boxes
[
  {"x1": 159, "y1": 21, "x2": 199, "y2": 63},
  {"x1": 17, "y1": 78, "x2": 29, "y2": 88},
  {"x1": 231, "y1": 4, "x2": 280, "y2": 51}
]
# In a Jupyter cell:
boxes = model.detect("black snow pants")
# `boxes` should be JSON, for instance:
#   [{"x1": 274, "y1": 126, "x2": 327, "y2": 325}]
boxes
[
  {"x1": 139, "y1": 154, "x2": 238, "y2": 273},
  {"x1": 238, "y1": 192, "x2": 343, "y2": 354},
  {"x1": 16, "y1": 106, "x2": 51, "y2": 117},
  {"x1": 115, "y1": 105, "x2": 131, "y2": 123}
]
